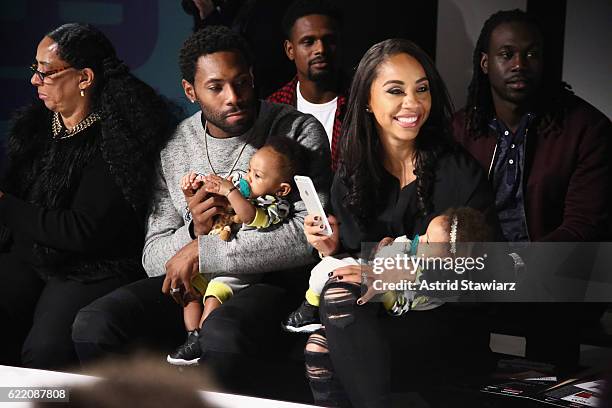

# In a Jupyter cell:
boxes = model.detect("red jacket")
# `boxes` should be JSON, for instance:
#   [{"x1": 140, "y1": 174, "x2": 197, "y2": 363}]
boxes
[
  {"x1": 267, "y1": 76, "x2": 346, "y2": 171},
  {"x1": 452, "y1": 94, "x2": 611, "y2": 241}
]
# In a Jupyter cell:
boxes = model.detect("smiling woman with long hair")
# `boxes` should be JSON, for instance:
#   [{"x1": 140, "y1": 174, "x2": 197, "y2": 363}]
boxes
[
  {"x1": 0, "y1": 23, "x2": 175, "y2": 369},
  {"x1": 301, "y1": 39, "x2": 499, "y2": 407}
]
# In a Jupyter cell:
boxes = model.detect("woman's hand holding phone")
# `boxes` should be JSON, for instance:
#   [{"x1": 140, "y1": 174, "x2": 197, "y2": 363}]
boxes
[{"x1": 304, "y1": 214, "x2": 340, "y2": 257}]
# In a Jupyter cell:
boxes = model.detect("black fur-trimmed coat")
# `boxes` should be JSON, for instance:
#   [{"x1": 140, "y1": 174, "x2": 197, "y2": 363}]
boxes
[{"x1": 0, "y1": 102, "x2": 172, "y2": 282}]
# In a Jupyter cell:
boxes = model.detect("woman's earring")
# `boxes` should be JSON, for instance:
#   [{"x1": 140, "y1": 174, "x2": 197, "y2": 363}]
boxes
[
  {"x1": 80, "y1": 89, "x2": 85, "y2": 97},
  {"x1": 365, "y1": 106, "x2": 371, "y2": 113}
]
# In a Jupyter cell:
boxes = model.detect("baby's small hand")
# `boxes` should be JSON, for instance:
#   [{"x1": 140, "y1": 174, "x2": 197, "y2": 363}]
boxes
[
  {"x1": 203, "y1": 174, "x2": 221, "y2": 195},
  {"x1": 372, "y1": 237, "x2": 395, "y2": 258},
  {"x1": 203, "y1": 174, "x2": 235, "y2": 196},
  {"x1": 191, "y1": 174, "x2": 204, "y2": 191},
  {"x1": 181, "y1": 172, "x2": 204, "y2": 198}
]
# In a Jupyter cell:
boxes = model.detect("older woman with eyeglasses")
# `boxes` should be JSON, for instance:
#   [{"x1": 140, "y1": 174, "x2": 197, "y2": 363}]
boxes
[{"x1": 0, "y1": 23, "x2": 176, "y2": 369}]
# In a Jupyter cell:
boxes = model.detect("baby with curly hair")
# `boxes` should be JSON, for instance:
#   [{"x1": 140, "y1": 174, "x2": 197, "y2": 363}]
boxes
[
  {"x1": 168, "y1": 138, "x2": 302, "y2": 365},
  {"x1": 282, "y1": 207, "x2": 493, "y2": 332}
]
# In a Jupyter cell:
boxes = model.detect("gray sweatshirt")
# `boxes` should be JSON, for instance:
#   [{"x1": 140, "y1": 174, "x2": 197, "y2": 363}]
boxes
[{"x1": 142, "y1": 100, "x2": 331, "y2": 277}]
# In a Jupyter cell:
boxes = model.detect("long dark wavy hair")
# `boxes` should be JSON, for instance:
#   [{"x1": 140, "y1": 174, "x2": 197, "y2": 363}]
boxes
[
  {"x1": 464, "y1": 9, "x2": 573, "y2": 139},
  {"x1": 4, "y1": 23, "x2": 177, "y2": 220},
  {"x1": 337, "y1": 39, "x2": 455, "y2": 225}
]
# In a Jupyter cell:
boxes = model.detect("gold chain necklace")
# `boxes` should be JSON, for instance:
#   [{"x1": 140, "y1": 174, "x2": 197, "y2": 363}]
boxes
[{"x1": 52, "y1": 111, "x2": 101, "y2": 140}]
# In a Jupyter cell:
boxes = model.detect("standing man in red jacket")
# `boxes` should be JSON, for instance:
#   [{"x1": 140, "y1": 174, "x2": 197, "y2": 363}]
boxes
[
  {"x1": 267, "y1": 0, "x2": 346, "y2": 171},
  {"x1": 452, "y1": 9, "x2": 611, "y2": 373}
]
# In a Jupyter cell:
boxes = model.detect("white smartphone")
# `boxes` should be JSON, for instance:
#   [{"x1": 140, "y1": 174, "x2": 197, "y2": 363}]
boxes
[{"x1": 294, "y1": 175, "x2": 333, "y2": 236}]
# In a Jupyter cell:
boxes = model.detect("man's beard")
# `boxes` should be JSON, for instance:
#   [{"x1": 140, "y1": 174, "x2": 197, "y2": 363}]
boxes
[
  {"x1": 307, "y1": 66, "x2": 335, "y2": 85},
  {"x1": 201, "y1": 103, "x2": 255, "y2": 136}
]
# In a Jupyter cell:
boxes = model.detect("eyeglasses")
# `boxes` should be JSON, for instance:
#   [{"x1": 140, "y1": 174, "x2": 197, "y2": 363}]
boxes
[{"x1": 30, "y1": 63, "x2": 73, "y2": 82}]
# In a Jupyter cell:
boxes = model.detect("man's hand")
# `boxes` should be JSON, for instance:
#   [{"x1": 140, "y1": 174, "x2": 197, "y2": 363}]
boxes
[
  {"x1": 188, "y1": 185, "x2": 229, "y2": 236},
  {"x1": 162, "y1": 240, "x2": 200, "y2": 305}
]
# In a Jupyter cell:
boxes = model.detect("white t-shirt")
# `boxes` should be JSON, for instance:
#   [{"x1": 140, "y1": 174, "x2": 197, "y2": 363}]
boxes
[{"x1": 296, "y1": 81, "x2": 338, "y2": 147}]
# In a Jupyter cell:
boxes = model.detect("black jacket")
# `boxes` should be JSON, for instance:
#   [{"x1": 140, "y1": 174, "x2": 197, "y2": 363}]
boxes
[
  {"x1": 0, "y1": 103, "x2": 170, "y2": 282},
  {"x1": 332, "y1": 150, "x2": 500, "y2": 253}
]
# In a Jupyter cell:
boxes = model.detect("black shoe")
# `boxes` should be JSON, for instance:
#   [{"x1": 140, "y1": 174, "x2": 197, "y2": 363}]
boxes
[
  {"x1": 282, "y1": 301, "x2": 322, "y2": 333},
  {"x1": 167, "y1": 329, "x2": 201, "y2": 366}
]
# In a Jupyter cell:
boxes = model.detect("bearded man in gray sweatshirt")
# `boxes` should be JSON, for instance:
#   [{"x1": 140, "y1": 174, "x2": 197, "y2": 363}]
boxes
[{"x1": 72, "y1": 26, "x2": 331, "y2": 389}]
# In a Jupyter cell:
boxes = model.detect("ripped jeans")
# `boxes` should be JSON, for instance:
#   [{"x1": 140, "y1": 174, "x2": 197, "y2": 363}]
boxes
[{"x1": 303, "y1": 281, "x2": 493, "y2": 408}]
